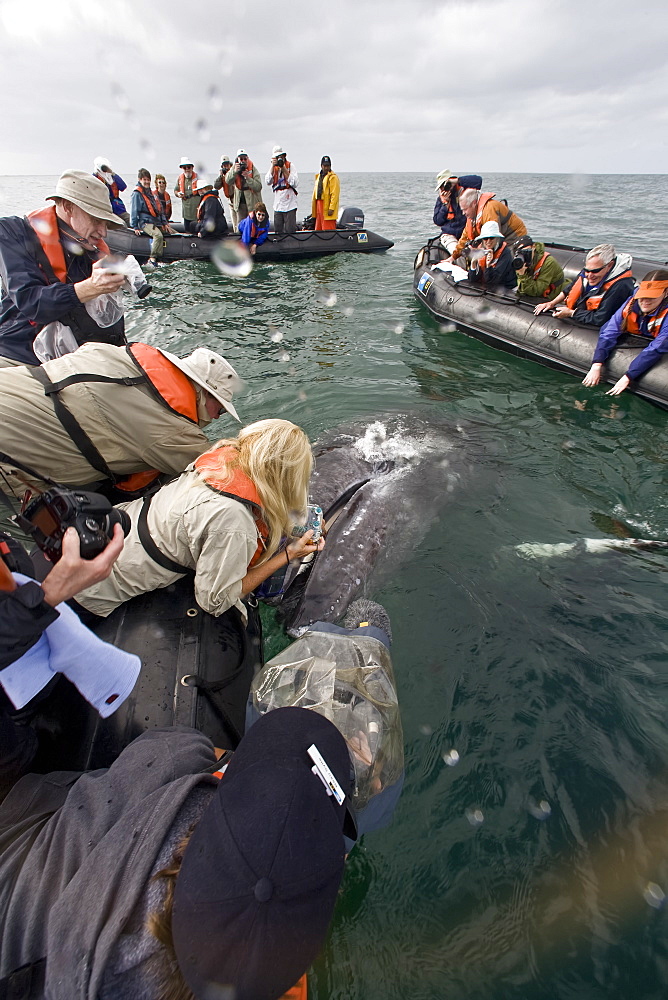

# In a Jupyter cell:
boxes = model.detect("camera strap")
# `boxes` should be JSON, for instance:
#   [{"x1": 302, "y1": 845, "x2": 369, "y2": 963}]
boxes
[
  {"x1": 137, "y1": 493, "x2": 192, "y2": 576},
  {"x1": 28, "y1": 368, "x2": 143, "y2": 484}
]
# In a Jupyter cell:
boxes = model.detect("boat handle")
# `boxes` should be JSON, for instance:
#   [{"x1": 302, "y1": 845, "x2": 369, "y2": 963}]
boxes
[
  {"x1": 447, "y1": 295, "x2": 455, "y2": 304},
  {"x1": 180, "y1": 674, "x2": 197, "y2": 687},
  {"x1": 186, "y1": 607, "x2": 199, "y2": 617},
  {"x1": 190, "y1": 243, "x2": 198, "y2": 248},
  {"x1": 549, "y1": 329, "x2": 561, "y2": 338}
]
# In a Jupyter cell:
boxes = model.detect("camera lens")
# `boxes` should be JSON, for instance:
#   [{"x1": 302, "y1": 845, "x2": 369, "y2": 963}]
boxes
[{"x1": 108, "y1": 508, "x2": 131, "y2": 538}]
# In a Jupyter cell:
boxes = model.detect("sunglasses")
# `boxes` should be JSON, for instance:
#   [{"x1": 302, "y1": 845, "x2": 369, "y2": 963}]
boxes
[{"x1": 584, "y1": 264, "x2": 608, "y2": 274}]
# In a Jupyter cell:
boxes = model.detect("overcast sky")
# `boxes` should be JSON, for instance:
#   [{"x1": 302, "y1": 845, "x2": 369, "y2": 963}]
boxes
[{"x1": 0, "y1": 0, "x2": 666, "y2": 178}]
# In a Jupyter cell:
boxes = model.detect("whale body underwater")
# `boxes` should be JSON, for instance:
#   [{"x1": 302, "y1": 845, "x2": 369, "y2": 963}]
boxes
[{"x1": 276, "y1": 414, "x2": 495, "y2": 635}]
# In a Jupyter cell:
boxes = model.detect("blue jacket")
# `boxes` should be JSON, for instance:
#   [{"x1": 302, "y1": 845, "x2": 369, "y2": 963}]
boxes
[
  {"x1": 593, "y1": 296, "x2": 668, "y2": 380},
  {"x1": 468, "y1": 244, "x2": 517, "y2": 291},
  {"x1": 432, "y1": 175, "x2": 482, "y2": 237},
  {"x1": 130, "y1": 186, "x2": 166, "y2": 229},
  {"x1": 238, "y1": 213, "x2": 269, "y2": 247},
  {"x1": 0, "y1": 215, "x2": 125, "y2": 365},
  {"x1": 108, "y1": 173, "x2": 127, "y2": 216}
]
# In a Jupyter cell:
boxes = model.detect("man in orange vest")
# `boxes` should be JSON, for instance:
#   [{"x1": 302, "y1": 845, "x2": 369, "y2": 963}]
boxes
[
  {"x1": 534, "y1": 244, "x2": 635, "y2": 327},
  {"x1": 0, "y1": 170, "x2": 128, "y2": 368},
  {"x1": 451, "y1": 187, "x2": 527, "y2": 263},
  {"x1": 214, "y1": 155, "x2": 236, "y2": 228}
]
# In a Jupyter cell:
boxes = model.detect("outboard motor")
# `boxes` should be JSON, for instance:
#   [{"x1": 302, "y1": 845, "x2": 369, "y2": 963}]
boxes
[{"x1": 339, "y1": 206, "x2": 365, "y2": 230}]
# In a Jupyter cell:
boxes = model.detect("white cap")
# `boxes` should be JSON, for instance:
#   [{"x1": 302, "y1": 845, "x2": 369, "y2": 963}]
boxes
[
  {"x1": 179, "y1": 156, "x2": 194, "y2": 167},
  {"x1": 46, "y1": 170, "x2": 125, "y2": 228},
  {"x1": 196, "y1": 175, "x2": 212, "y2": 189},
  {"x1": 472, "y1": 220, "x2": 504, "y2": 242},
  {"x1": 271, "y1": 145, "x2": 285, "y2": 156},
  {"x1": 155, "y1": 347, "x2": 242, "y2": 421},
  {"x1": 236, "y1": 148, "x2": 248, "y2": 157},
  {"x1": 94, "y1": 156, "x2": 113, "y2": 174}
]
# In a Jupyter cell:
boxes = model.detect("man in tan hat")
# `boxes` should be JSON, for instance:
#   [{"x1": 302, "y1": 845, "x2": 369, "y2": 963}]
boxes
[
  {"x1": 0, "y1": 169, "x2": 128, "y2": 368},
  {"x1": 0, "y1": 341, "x2": 242, "y2": 499}
]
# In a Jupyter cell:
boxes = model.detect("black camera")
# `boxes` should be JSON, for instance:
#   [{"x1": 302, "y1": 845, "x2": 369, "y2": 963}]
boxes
[
  {"x1": 17, "y1": 488, "x2": 131, "y2": 563},
  {"x1": 275, "y1": 155, "x2": 285, "y2": 168},
  {"x1": 513, "y1": 247, "x2": 533, "y2": 271}
]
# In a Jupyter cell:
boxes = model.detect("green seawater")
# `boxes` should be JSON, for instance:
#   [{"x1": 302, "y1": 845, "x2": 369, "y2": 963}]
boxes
[{"x1": 4, "y1": 173, "x2": 668, "y2": 998}]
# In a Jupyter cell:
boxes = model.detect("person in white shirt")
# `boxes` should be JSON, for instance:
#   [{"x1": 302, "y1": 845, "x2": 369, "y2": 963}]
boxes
[{"x1": 265, "y1": 145, "x2": 299, "y2": 234}]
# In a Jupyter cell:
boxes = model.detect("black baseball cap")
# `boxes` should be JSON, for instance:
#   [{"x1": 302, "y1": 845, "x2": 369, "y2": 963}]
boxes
[{"x1": 321, "y1": 156, "x2": 331, "y2": 166}]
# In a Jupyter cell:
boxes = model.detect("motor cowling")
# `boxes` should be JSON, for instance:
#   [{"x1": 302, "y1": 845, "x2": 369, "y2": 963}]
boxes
[{"x1": 339, "y1": 206, "x2": 364, "y2": 230}]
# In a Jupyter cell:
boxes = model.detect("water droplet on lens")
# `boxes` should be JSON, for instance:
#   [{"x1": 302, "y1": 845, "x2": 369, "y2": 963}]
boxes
[
  {"x1": 277, "y1": 349, "x2": 290, "y2": 362},
  {"x1": 644, "y1": 882, "x2": 665, "y2": 908},
  {"x1": 419, "y1": 724, "x2": 433, "y2": 736},
  {"x1": 442, "y1": 749, "x2": 460, "y2": 766},
  {"x1": 465, "y1": 807, "x2": 484, "y2": 827},
  {"x1": 195, "y1": 118, "x2": 210, "y2": 143},
  {"x1": 393, "y1": 324, "x2": 405, "y2": 335},
  {"x1": 297, "y1": 390, "x2": 307, "y2": 401},
  {"x1": 342, "y1": 306, "x2": 354, "y2": 317},
  {"x1": 528, "y1": 798, "x2": 552, "y2": 820},
  {"x1": 316, "y1": 290, "x2": 337, "y2": 307},
  {"x1": 139, "y1": 138, "x2": 155, "y2": 160},
  {"x1": 32, "y1": 218, "x2": 51, "y2": 235},
  {"x1": 439, "y1": 321, "x2": 457, "y2": 333},
  {"x1": 207, "y1": 85, "x2": 223, "y2": 112},
  {"x1": 111, "y1": 83, "x2": 129, "y2": 111},
  {"x1": 269, "y1": 329, "x2": 283, "y2": 342},
  {"x1": 211, "y1": 240, "x2": 253, "y2": 278}
]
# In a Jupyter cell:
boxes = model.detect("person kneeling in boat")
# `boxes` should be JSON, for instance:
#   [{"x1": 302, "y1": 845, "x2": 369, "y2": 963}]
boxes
[
  {"x1": 130, "y1": 168, "x2": 174, "y2": 268},
  {"x1": 433, "y1": 171, "x2": 482, "y2": 255},
  {"x1": 238, "y1": 202, "x2": 270, "y2": 255},
  {"x1": 514, "y1": 235, "x2": 564, "y2": 301},
  {"x1": 466, "y1": 221, "x2": 517, "y2": 291},
  {"x1": 74, "y1": 419, "x2": 324, "y2": 620},
  {"x1": 194, "y1": 176, "x2": 228, "y2": 239},
  {"x1": 534, "y1": 243, "x2": 634, "y2": 326},
  {"x1": 451, "y1": 187, "x2": 527, "y2": 264},
  {"x1": 0, "y1": 707, "x2": 356, "y2": 1000},
  {"x1": 581, "y1": 269, "x2": 668, "y2": 396}
]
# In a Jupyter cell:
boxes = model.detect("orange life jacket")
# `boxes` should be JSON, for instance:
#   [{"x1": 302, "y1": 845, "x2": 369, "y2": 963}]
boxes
[
  {"x1": 134, "y1": 184, "x2": 162, "y2": 220},
  {"x1": 154, "y1": 188, "x2": 172, "y2": 219},
  {"x1": 565, "y1": 267, "x2": 634, "y2": 312},
  {"x1": 621, "y1": 296, "x2": 668, "y2": 338},
  {"x1": 127, "y1": 343, "x2": 199, "y2": 424},
  {"x1": 220, "y1": 176, "x2": 232, "y2": 199},
  {"x1": 531, "y1": 250, "x2": 559, "y2": 299},
  {"x1": 196, "y1": 190, "x2": 218, "y2": 221},
  {"x1": 270, "y1": 160, "x2": 296, "y2": 194},
  {"x1": 234, "y1": 159, "x2": 255, "y2": 191},
  {"x1": 177, "y1": 171, "x2": 198, "y2": 196},
  {"x1": 462, "y1": 192, "x2": 496, "y2": 243},
  {"x1": 194, "y1": 447, "x2": 269, "y2": 567},
  {"x1": 26, "y1": 205, "x2": 110, "y2": 284},
  {"x1": 478, "y1": 241, "x2": 507, "y2": 270}
]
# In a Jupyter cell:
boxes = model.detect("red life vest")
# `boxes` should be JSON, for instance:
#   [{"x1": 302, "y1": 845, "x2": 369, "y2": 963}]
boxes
[
  {"x1": 234, "y1": 159, "x2": 255, "y2": 191},
  {"x1": 196, "y1": 190, "x2": 218, "y2": 221},
  {"x1": 621, "y1": 296, "x2": 668, "y2": 338},
  {"x1": 26, "y1": 206, "x2": 110, "y2": 284},
  {"x1": 134, "y1": 184, "x2": 162, "y2": 220},
  {"x1": 220, "y1": 176, "x2": 232, "y2": 199},
  {"x1": 127, "y1": 343, "x2": 199, "y2": 424},
  {"x1": 565, "y1": 266, "x2": 634, "y2": 312},
  {"x1": 194, "y1": 447, "x2": 269, "y2": 567},
  {"x1": 270, "y1": 160, "x2": 296, "y2": 193},
  {"x1": 478, "y1": 240, "x2": 507, "y2": 270},
  {"x1": 154, "y1": 188, "x2": 172, "y2": 220},
  {"x1": 462, "y1": 192, "x2": 496, "y2": 243},
  {"x1": 177, "y1": 172, "x2": 198, "y2": 196}
]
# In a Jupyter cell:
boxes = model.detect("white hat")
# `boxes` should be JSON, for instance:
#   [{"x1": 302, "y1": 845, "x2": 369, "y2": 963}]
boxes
[
  {"x1": 271, "y1": 145, "x2": 285, "y2": 156},
  {"x1": 93, "y1": 156, "x2": 113, "y2": 174},
  {"x1": 220, "y1": 154, "x2": 232, "y2": 164},
  {"x1": 179, "y1": 156, "x2": 194, "y2": 167},
  {"x1": 434, "y1": 169, "x2": 454, "y2": 191},
  {"x1": 46, "y1": 170, "x2": 125, "y2": 228},
  {"x1": 472, "y1": 220, "x2": 504, "y2": 242},
  {"x1": 196, "y1": 175, "x2": 212, "y2": 190},
  {"x1": 155, "y1": 347, "x2": 242, "y2": 421},
  {"x1": 236, "y1": 148, "x2": 248, "y2": 157}
]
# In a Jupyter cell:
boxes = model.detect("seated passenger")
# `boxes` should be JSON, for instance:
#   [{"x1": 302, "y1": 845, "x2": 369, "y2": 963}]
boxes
[
  {"x1": 130, "y1": 168, "x2": 172, "y2": 268},
  {"x1": 514, "y1": 236, "x2": 564, "y2": 301},
  {"x1": 153, "y1": 173, "x2": 172, "y2": 222},
  {"x1": 534, "y1": 243, "x2": 634, "y2": 326},
  {"x1": 452, "y1": 188, "x2": 527, "y2": 262},
  {"x1": 582, "y1": 269, "x2": 668, "y2": 395},
  {"x1": 466, "y1": 221, "x2": 517, "y2": 291},
  {"x1": 238, "y1": 202, "x2": 269, "y2": 255},
  {"x1": 75, "y1": 419, "x2": 324, "y2": 619},
  {"x1": 194, "y1": 176, "x2": 228, "y2": 239},
  {"x1": 433, "y1": 171, "x2": 482, "y2": 255}
]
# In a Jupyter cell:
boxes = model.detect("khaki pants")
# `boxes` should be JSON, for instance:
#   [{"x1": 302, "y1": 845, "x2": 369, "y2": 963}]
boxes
[
  {"x1": 439, "y1": 233, "x2": 459, "y2": 255},
  {"x1": 142, "y1": 223, "x2": 164, "y2": 259},
  {"x1": 0, "y1": 355, "x2": 26, "y2": 369}
]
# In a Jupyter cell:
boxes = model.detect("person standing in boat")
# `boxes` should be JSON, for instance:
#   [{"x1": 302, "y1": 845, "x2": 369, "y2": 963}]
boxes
[
  {"x1": 74, "y1": 419, "x2": 324, "y2": 620},
  {"x1": 238, "y1": 203, "x2": 270, "y2": 255},
  {"x1": 581, "y1": 269, "x2": 668, "y2": 395},
  {"x1": 0, "y1": 169, "x2": 127, "y2": 368},
  {"x1": 466, "y1": 221, "x2": 517, "y2": 291},
  {"x1": 266, "y1": 145, "x2": 299, "y2": 235},
  {"x1": 312, "y1": 156, "x2": 340, "y2": 230},
  {"x1": 153, "y1": 174, "x2": 172, "y2": 223},
  {"x1": 130, "y1": 169, "x2": 172, "y2": 269},
  {"x1": 173, "y1": 157, "x2": 200, "y2": 233},
  {"x1": 534, "y1": 244, "x2": 635, "y2": 327},
  {"x1": 214, "y1": 154, "x2": 236, "y2": 228},
  {"x1": 451, "y1": 188, "x2": 527, "y2": 263},
  {"x1": 92, "y1": 156, "x2": 130, "y2": 225},
  {"x1": 224, "y1": 150, "x2": 263, "y2": 229},
  {"x1": 514, "y1": 235, "x2": 565, "y2": 301},
  {"x1": 194, "y1": 177, "x2": 228, "y2": 239},
  {"x1": 432, "y1": 171, "x2": 482, "y2": 255}
]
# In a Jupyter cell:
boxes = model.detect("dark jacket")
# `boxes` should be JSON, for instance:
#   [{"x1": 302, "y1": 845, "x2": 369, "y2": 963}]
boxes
[
  {"x1": 432, "y1": 175, "x2": 482, "y2": 237},
  {"x1": 238, "y1": 213, "x2": 269, "y2": 247},
  {"x1": 565, "y1": 255, "x2": 636, "y2": 328},
  {"x1": 0, "y1": 215, "x2": 125, "y2": 365},
  {"x1": 468, "y1": 244, "x2": 517, "y2": 291},
  {"x1": 0, "y1": 727, "x2": 217, "y2": 999},
  {"x1": 593, "y1": 296, "x2": 668, "y2": 380},
  {"x1": 130, "y1": 187, "x2": 167, "y2": 230},
  {"x1": 195, "y1": 191, "x2": 228, "y2": 239}
]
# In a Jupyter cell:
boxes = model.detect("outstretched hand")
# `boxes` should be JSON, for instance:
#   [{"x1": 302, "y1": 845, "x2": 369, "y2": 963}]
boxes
[
  {"x1": 41, "y1": 524, "x2": 124, "y2": 607},
  {"x1": 582, "y1": 363, "x2": 603, "y2": 387},
  {"x1": 606, "y1": 374, "x2": 631, "y2": 396}
]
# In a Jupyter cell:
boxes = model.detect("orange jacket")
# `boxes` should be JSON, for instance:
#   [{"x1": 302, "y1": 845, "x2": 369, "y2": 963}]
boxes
[
  {"x1": 453, "y1": 194, "x2": 527, "y2": 259},
  {"x1": 26, "y1": 206, "x2": 110, "y2": 283},
  {"x1": 194, "y1": 446, "x2": 269, "y2": 567},
  {"x1": 565, "y1": 269, "x2": 634, "y2": 312}
]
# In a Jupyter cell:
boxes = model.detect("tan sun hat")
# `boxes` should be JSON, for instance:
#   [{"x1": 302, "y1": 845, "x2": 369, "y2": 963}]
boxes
[
  {"x1": 434, "y1": 169, "x2": 454, "y2": 191},
  {"x1": 156, "y1": 347, "x2": 242, "y2": 421},
  {"x1": 46, "y1": 169, "x2": 125, "y2": 228}
]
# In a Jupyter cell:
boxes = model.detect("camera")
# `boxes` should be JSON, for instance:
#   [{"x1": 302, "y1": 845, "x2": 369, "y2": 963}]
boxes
[
  {"x1": 513, "y1": 246, "x2": 533, "y2": 271},
  {"x1": 292, "y1": 504, "x2": 324, "y2": 543},
  {"x1": 16, "y1": 488, "x2": 131, "y2": 563},
  {"x1": 275, "y1": 155, "x2": 285, "y2": 168}
]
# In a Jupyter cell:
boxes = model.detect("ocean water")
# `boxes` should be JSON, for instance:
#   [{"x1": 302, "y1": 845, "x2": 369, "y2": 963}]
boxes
[{"x1": 2, "y1": 173, "x2": 668, "y2": 999}]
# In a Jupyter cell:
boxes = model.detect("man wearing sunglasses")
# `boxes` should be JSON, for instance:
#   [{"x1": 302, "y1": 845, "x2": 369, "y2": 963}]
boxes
[{"x1": 534, "y1": 243, "x2": 634, "y2": 326}]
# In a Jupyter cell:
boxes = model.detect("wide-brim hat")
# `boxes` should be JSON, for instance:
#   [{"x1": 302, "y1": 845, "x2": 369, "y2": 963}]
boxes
[
  {"x1": 155, "y1": 346, "x2": 242, "y2": 421},
  {"x1": 46, "y1": 170, "x2": 125, "y2": 228},
  {"x1": 179, "y1": 156, "x2": 194, "y2": 167},
  {"x1": 172, "y1": 707, "x2": 356, "y2": 1000},
  {"x1": 271, "y1": 144, "x2": 285, "y2": 156},
  {"x1": 472, "y1": 220, "x2": 504, "y2": 242},
  {"x1": 196, "y1": 175, "x2": 212, "y2": 190},
  {"x1": 434, "y1": 168, "x2": 454, "y2": 191}
]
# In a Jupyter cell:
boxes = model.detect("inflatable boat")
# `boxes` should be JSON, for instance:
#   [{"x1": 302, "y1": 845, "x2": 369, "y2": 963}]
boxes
[
  {"x1": 106, "y1": 207, "x2": 394, "y2": 263},
  {"x1": 413, "y1": 239, "x2": 668, "y2": 410}
]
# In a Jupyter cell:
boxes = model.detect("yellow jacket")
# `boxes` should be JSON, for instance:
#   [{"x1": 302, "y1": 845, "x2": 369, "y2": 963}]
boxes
[{"x1": 311, "y1": 171, "x2": 340, "y2": 221}]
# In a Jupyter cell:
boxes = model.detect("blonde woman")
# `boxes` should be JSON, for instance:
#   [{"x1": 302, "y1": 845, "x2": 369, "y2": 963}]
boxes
[{"x1": 75, "y1": 419, "x2": 323, "y2": 620}]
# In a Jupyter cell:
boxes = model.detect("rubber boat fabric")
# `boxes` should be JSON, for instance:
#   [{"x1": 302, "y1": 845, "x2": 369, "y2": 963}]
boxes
[{"x1": 412, "y1": 239, "x2": 668, "y2": 410}]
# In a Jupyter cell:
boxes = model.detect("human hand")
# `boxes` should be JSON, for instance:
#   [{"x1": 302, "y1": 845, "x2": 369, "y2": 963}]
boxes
[
  {"x1": 606, "y1": 374, "x2": 631, "y2": 396},
  {"x1": 485, "y1": 250, "x2": 493, "y2": 266},
  {"x1": 286, "y1": 530, "x2": 325, "y2": 561},
  {"x1": 41, "y1": 524, "x2": 124, "y2": 607},
  {"x1": 74, "y1": 260, "x2": 126, "y2": 303},
  {"x1": 534, "y1": 301, "x2": 552, "y2": 315},
  {"x1": 516, "y1": 264, "x2": 527, "y2": 276},
  {"x1": 250, "y1": 244, "x2": 257, "y2": 255},
  {"x1": 553, "y1": 305, "x2": 574, "y2": 319},
  {"x1": 582, "y1": 363, "x2": 603, "y2": 387}
]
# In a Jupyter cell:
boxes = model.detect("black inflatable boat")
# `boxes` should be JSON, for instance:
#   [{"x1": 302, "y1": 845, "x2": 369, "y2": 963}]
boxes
[
  {"x1": 106, "y1": 207, "x2": 393, "y2": 263},
  {"x1": 413, "y1": 239, "x2": 668, "y2": 410}
]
